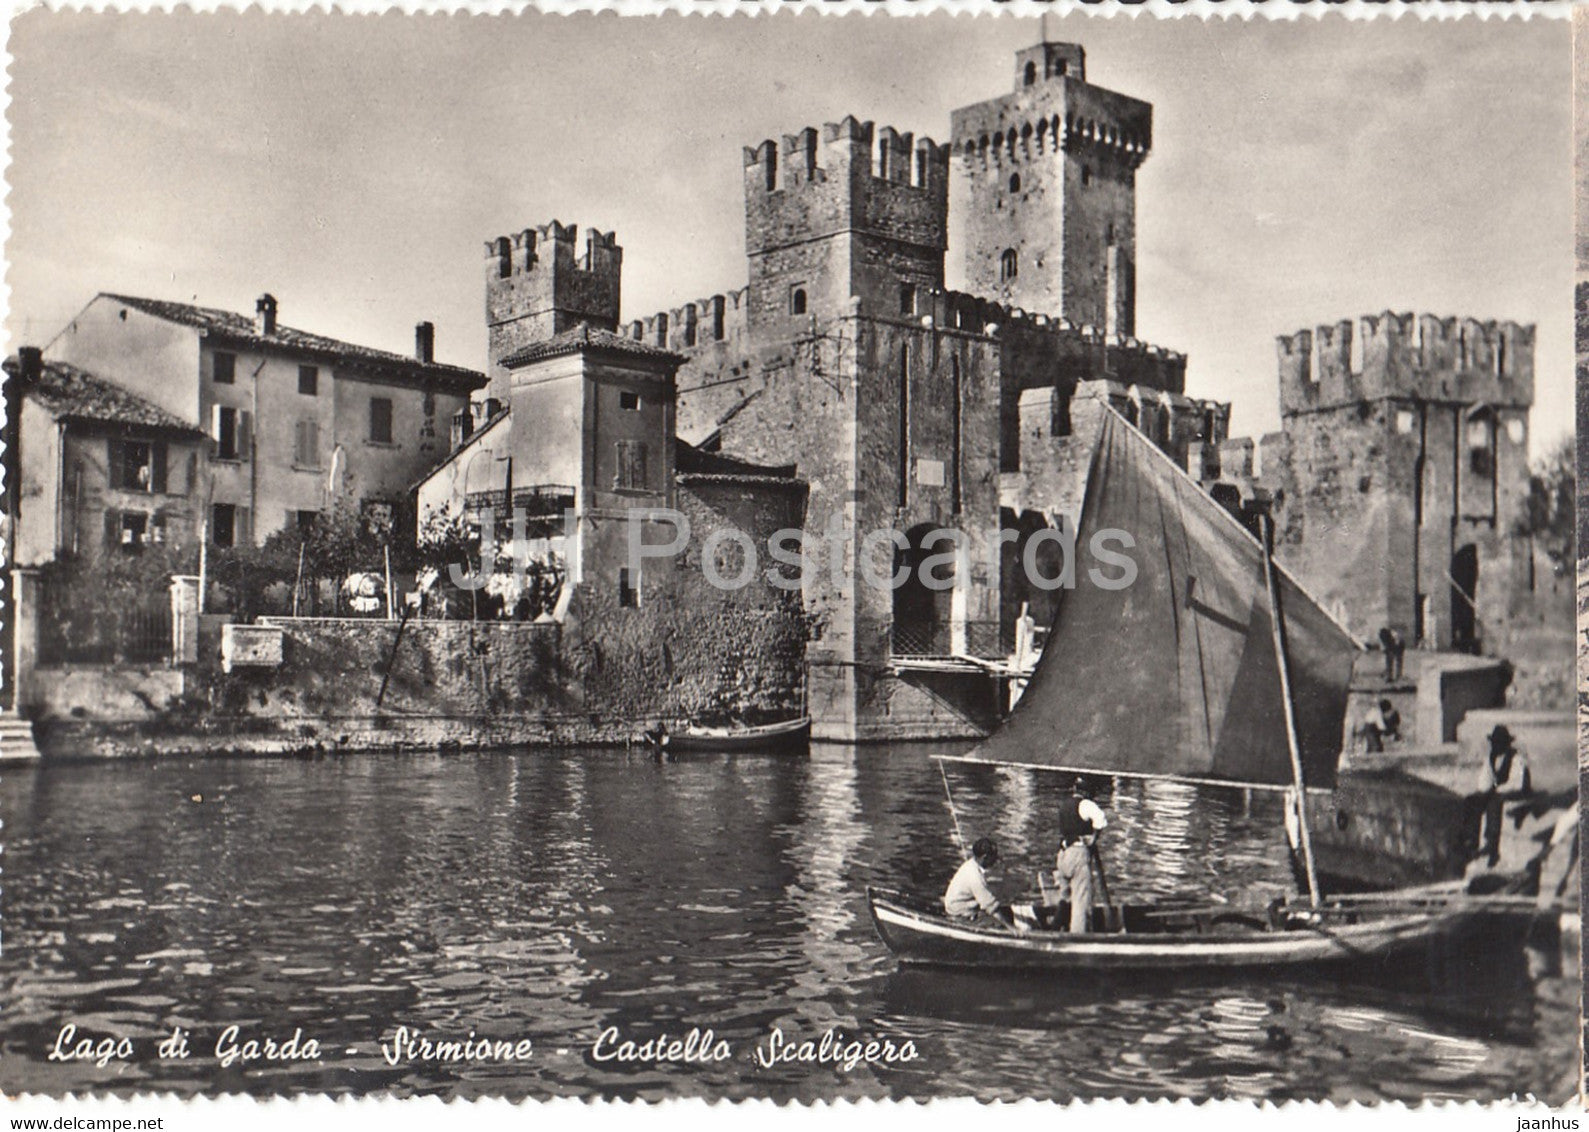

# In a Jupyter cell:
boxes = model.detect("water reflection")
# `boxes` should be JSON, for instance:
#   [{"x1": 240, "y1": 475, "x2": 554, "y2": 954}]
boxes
[{"x1": 0, "y1": 746, "x2": 1575, "y2": 1101}]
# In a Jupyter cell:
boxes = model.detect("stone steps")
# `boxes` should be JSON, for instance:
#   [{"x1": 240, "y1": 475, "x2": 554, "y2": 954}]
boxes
[{"x1": 0, "y1": 713, "x2": 42, "y2": 764}]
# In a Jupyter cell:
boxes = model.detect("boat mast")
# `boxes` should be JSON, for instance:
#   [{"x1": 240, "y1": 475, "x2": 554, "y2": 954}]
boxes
[
  {"x1": 937, "y1": 758, "x2": 969, "y2": 858},
  {"x1": 1260, "y1": 512, "x2": 1322, "y2": 907}
]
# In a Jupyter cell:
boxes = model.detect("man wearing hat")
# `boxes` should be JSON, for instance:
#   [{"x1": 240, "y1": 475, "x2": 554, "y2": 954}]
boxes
[
  {"x1": 943, "y1": 837, "x2": 1016, "y2": 929},
  {"x1": 1471, "y1": 724, "x2": 1533, "y2": 869},
  {"x1": 1051, "y1": 776, "x2": 1109, "y2": 932}
]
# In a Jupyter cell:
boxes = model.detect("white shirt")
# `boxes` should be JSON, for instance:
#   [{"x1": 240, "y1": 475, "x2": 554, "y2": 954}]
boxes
[
  {"x1": 1077, "y1": 799, "x2": 1108, "y2": 831},
  {"x1": 943, "y1": 857, "x2": 999, "y2": 919}
]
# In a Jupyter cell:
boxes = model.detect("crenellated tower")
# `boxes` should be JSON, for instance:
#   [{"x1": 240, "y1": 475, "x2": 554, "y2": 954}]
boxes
[
  {"x1": 484, "y1": 222, "x2": 623, "y2": 401},
  {"x1": 1264, "y1": 311, "x2": 1535, "y2": 653},
  {"x1": 950, "y1": 41, "x2": 1152, "y2": 336},
  {"x1": 742, "y1": 117, "x2": 949, "y2": 334}
]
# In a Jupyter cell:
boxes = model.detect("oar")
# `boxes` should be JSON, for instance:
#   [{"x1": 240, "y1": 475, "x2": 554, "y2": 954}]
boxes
[{"x1": 1090, "y1": 843, "x2": 1125, "y2": 933}]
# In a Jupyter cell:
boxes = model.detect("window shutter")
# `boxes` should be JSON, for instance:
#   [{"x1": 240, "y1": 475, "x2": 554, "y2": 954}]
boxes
[
  {"x1": 620, "y1": 442, "x2": 647, "y2": 490},
  {"x1": 103, "y1": 508, "x2": 119, "y2": 548},
  {"x1": 237, "y1": 411, "x2": 252, "y2": 462},
  {"x1": 296, "y1": 420, "x2": 319, "y2": 467},
  {"x1": 210, "y1": 404, "x2": 223, "y2": 443},
  {"x1": 151, "y1": 444, "x2": 169, "y2": 494},
  {"x1": 237, "y1": 505, "x2": 253, "y2": 547},
  {"x1": 107, "y1": 439, "x2": 124, "y2": 489}
]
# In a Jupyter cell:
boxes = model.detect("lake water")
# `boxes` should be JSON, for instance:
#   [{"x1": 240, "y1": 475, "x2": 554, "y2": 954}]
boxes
[{"x1": 1, "y1": 745, "x2": 1577, "y2": 1101}]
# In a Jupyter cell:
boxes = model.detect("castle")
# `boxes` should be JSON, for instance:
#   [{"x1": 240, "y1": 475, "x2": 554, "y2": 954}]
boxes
[
  {"x1": 418, "y1": 38, "x2": 1543, "y2": 743},
  {"x1": 1201, "y1": 312, "x2": 1537, "y2": 655}
]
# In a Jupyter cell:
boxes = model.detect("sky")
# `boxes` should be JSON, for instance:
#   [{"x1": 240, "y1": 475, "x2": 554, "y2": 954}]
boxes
[{"x1": 5, "y1": 9, "x2": 1573, "y2": 454}]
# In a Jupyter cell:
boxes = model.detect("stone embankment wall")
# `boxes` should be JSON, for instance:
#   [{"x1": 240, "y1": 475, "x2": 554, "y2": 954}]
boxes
[{"x1": 31, "y1": 603, "x2": 808, "y2": 758}]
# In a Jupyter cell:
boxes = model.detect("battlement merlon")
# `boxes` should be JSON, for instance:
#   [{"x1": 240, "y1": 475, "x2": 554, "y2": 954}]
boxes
[
  {"x1": 483, "y1": 223, "x2": 622, "y2": 279},
  {"x1": 950, "y1": 71, "x2": 1152, "y2": 172},
  {"x1": 629, "y1": 287, "x2": 751, "y2": 352},
  {"x1": 742, "y1": 116, "x2": 951, "y2": 222},
  {"x1": 774, "y1": 281, "x2": 1186, "y2": 373},
  {"x1": 484, "y1": 221, "x2": 624, "y2": 337},
  {"x1": 1193, "y1": 428, "x2": 1288, "y2": 493},
  {"x1": 1276, "y1": 312, "x2": 1535, "y2": 417},
  {"x1": 921, "y1": 284, "x2": 1180, "y2": 347}
]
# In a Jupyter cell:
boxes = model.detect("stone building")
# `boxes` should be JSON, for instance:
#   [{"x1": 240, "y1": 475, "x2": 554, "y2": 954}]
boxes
[
  {"x1": 950, "y1": 41, "x2": 1150, "y2": 337},
  {"x1": 415, "y1": 253, "x2": 811, "y2": 727},
  {"x1": 5, "y1": 348, "x2": 210, "y2": 566},
  {"x1": 426, "y1": 39, "x2": 1227, "y2": 742},
  {"x1": 45, "y1": 292, "x2": 485, "y2": 547},
  {"x1": 1200, "y1": 313, "x2": 1537, "y2": 655}
]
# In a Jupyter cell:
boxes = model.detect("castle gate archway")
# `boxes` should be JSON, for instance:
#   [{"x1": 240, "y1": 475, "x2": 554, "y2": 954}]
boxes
[{"x1": 892, "y1": 523, "x2": 955, "y2": 656}]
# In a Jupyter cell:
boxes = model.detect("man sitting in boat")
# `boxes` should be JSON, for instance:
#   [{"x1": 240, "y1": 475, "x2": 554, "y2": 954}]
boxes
[
  {"x1": 1050, "y1": 776, "x2": 1108, "y2": 932},
  {"x1": 943, "y1": 837, "x2": 1016, "y2": 929}
]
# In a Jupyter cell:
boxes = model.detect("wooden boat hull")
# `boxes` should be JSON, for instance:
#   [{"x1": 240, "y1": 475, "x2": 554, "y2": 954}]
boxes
[
  {"x1": 866, "y1": 887, "x2": 1480, "y2": 971},
  {"x1": 662, "y1": 718, "x2": 811, "y2": 753}
]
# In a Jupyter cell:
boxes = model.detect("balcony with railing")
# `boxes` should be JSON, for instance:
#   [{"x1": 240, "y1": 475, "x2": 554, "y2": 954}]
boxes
[
  {"x1": 465, "y1": 484, "x2": 577, "y2": 538},
  {"x1": 889, "y1": 619, "x2": 1006, "y2": 660}
]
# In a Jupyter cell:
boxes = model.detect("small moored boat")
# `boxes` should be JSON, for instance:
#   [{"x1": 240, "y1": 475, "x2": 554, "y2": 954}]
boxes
[{"x1": 647, "y1": 717, "x2": 811, "y2": 753}]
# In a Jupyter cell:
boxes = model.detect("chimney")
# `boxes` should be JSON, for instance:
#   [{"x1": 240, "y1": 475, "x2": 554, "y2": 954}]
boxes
[
  {"x1": 17, "y1": 346, "x2": 42, "y2": 387},
  {"x1": 415, "y1": 321, "x2": 435, "y2": 364},
  {"x1": 255, "y1": 293, "x2": 278, "y2": 336}
]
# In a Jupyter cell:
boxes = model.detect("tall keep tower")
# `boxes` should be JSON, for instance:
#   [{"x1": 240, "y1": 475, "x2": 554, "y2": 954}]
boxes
[
  {"x1": 742, "y1": 117, "x2": 949, "y2": 334},
  {"x1": 950, "y1": 42, "x2": 1151, "y2": 336},
  {"x1": 484, "y1": 222, "x2": 622, "y2": 401}
]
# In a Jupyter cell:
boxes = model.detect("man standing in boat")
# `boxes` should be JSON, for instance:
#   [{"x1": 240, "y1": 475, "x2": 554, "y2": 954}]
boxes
[
  {"x1": 943, "y1": 837, "x2": 1016, "y2": 929},
  {"x1": 1051, "y1": 776, "x2": 1108, "y2": 932}
]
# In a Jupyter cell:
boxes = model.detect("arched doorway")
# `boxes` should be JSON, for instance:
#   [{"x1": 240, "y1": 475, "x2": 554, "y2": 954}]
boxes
[
  {"x1": 1450, "y1": 543, "x2": 1479, "y2": 652},
  {"x1": 892, "y1": 523, "x2": 955, "y2": 656}
]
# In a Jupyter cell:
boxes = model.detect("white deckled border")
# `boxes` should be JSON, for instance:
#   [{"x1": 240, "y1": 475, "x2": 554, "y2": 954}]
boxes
[
  {"x1": 0, "y1": 1090, "x2": 1578, "y2": 1119},
  {"x1": 0, "y1": 0, "x2": 1573, "y2": 17},
  {"x1": 0, "y1": 0, "x2": 1575, "y2": 1123}
]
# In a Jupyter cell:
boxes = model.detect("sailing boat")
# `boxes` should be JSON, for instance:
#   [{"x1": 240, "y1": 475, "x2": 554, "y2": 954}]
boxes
[{"x1": 867, "y1": 408, "x2": 1517, "y2": 971}]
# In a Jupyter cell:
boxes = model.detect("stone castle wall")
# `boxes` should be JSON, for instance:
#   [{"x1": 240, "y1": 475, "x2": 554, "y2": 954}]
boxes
[{"x1": 1207, "y1": 312, "x2": 1547, "y2": 659}]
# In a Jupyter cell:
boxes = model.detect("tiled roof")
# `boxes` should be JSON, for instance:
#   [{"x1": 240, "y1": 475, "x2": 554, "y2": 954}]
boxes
[
  {"x1": 498, "y1": 324, "x2": 686, "y2": 370},
  {"x1": 407, "y1": 405, "x2": 511, "y2": 492},
  {"x1": 100, "y1": 293, "x2": 484, "y2": 392},
  {"x1": 6, "y1": 356, "x2": 207, "y2": 437}
]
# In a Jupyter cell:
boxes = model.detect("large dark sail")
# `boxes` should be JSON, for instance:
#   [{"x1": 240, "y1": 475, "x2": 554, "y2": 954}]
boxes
[{"x1": 968, "y1": 410, "x2": 1360, "y2": 790}]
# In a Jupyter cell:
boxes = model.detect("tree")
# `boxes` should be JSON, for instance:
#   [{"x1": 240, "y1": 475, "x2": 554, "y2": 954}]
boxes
[
  {"x1": 38, "y1": 541, "x2": 196, "y2": 661},
  {"x1": 416, "y1": 508, "x2": 484, "y2": 619},
  {"x1": 208, "y1": 532, "x2": 298, "y2": 620},
  {"x1": 1517, "y1": 435, "x2": 1576, "y2": 574}
]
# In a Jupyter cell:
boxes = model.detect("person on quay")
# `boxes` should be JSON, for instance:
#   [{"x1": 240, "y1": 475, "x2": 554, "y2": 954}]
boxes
[
  {"x1": 1361, "y1": 698, "x2": 1402, "y2": 753},
  {"x1": 943, "y1": 836, "x2": 1016, "y2": 929},
  {"x1": 1052, "y1": 775, "x2": 1109, "y2": 932},
  {"x1": 1468, "y1": 724, "x2": 1533, "y2": 870},
  {"x1": 1378, "y1": 626, "x2": 1406, "y2": 682}
]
